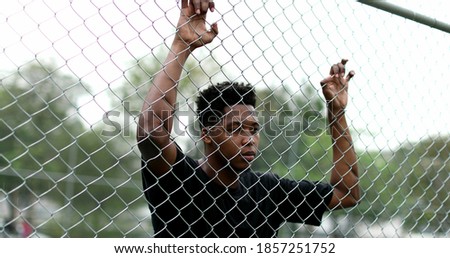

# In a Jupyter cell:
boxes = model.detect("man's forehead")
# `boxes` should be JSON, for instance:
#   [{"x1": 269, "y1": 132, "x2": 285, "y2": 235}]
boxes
[
  {"x1": 223, "y1": 105, "x2": 258, "y2": 119},
  {"x1": 224, "y1": 109, "x2": 259, "y2": 117}
]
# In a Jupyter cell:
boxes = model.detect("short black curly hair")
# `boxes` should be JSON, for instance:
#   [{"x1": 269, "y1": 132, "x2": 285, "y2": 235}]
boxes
[{"x1": 196, "y1": 82, "x2": 256, "y2": 128}]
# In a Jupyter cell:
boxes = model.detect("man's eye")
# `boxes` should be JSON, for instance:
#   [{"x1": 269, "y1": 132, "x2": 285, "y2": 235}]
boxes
[
  {"x1": 232, "y1": 126, "x2": 242, "y2": 133},
  {"x1": 225, "y1": 124, "x2": 260, "y2": 135},
  {"x1": 227, "y1": 126, "x2": 244, "y2": 135}
]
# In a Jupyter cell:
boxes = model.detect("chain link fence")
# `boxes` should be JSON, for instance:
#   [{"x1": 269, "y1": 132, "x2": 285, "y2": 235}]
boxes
[{"x1": 1, "y1": 0, "x2": 449, "y2": 237}]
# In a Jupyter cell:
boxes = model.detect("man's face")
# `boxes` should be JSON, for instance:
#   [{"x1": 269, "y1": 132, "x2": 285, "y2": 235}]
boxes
[{"x1": 206, "y1": 104, "x2": 260, "y2": 172}]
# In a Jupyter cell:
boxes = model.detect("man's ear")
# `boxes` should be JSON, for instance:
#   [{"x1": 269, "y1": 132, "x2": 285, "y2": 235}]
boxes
[{"x1": 201, "y1": 127, "x2": 212, "y2": 144}]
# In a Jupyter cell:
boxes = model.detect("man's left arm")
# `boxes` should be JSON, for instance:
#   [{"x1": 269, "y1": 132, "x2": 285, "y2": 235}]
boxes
[{"x1": 321, "y1": 59, "x2": 360, "y2": 209}]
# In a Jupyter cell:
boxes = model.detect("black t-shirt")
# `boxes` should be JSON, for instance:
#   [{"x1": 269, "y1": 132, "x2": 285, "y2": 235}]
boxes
[{"x1": 141, "y1": 146, "x2": 333, "y2": 237}]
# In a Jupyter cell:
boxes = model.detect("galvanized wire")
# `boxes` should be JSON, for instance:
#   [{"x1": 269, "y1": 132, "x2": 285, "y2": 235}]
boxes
[{"x1": 0, "y1": 0, "x2": 449, "y2": 238}]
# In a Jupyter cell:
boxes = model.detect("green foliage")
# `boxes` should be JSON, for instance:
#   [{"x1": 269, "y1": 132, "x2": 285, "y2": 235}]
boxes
[
  {"x1": 1, "y1": 62, "x2": 83, "y2": 171},
  {"x1": 354, "y1": 136, "x2": 450, "y2": 235},
  {"x1": 391, "y1": 137, "x2": 450, "y2": 234},
  {"x1": 1, "y1": 54, "x2": 449, "y2": 237},
  {"x1": 252, "y1": 83, "x2": 331, "y2": 182},
  {"x1": 0, "y1": 61, "x2": 144, "y2": 237}
]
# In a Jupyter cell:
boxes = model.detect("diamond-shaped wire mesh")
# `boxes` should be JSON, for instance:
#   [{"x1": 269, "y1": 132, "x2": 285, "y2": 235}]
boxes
[{"x1": 0, "y1": 0, "x2": 449, "y2": 237}]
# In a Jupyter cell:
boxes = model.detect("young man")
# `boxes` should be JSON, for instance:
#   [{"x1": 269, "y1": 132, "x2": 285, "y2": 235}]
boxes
[{"x1": 137, "y1": 0, "x2": 360, "y2": 237}]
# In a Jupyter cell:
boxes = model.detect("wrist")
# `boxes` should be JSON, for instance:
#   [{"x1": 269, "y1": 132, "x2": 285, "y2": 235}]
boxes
[
  {"x1": 327, "y1": 105, "x2": 346, "y2": 118},
  {"x1": 170, "y1": 40, "x2": 193, "y2": 58},
  {"x1": 327, "y1": 106, "x2": 346, "y2": 128}
]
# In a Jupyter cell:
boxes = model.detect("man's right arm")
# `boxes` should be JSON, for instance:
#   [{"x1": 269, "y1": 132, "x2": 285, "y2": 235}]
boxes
[
  {"x1": 136, "y1": 44, "x2": 190, "y2": 175},
  {"x1": 137, "y1": 0, "x2": 218, "y2": 176}
]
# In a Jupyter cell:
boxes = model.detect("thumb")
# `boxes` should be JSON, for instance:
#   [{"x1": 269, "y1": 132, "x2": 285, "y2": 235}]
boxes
[
  {"x1": 211, "y1": 22, "x2": 219, "y2": 36},
  {"x1": 204, "y1": 22, "x2": 219, "y2": 43}
]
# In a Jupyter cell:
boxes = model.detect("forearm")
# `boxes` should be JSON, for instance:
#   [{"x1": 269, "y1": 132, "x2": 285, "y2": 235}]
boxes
[
  {"x1": 328, "y1": 110, "x2": 360, "y2": 205},
  {"x1": 138, "y1": 42, "x2": 190, "y2": 138}
]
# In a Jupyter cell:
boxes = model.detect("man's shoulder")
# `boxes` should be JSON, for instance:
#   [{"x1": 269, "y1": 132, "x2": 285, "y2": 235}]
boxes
[{"x1": 141, "y1": 146, "x2": 199, "y2": 178}]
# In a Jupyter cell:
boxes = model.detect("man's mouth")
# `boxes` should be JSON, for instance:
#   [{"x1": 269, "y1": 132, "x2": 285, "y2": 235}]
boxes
[{"x1": 241, "y1": 151, "x2": 256, "y2": 162}]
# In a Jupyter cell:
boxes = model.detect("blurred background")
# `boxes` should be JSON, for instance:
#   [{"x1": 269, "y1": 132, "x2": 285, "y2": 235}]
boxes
[{"x1": 1, "y1": 0, "x2": 449, "y2": 237}]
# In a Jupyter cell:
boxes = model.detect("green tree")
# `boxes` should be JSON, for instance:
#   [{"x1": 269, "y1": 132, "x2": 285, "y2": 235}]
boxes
[
  {"x1": 350, "y1": 136, "x2": 450, "y2": 236},
  {"x1": 392, "y1": 137, "x2": 450, "y2": 234},
  {"x1": 0, "y1": 61, "x2": 142, "y2": 237},
  {"x1": 253, "y1": 83, "x2": 329, "y2": 181}
]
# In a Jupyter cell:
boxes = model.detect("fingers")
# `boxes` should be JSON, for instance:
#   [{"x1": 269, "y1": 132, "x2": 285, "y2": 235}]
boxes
[
  {"x1": 346, "y1": 70, "x2": 355, "y2": 82},
  {"x1": 181, "y1": 0, "x2": 188, "y2": 9},
  {"x1": 329, "y1": 64, "x2": 344, "y2": 76},
  {"x1": 329, "y1": 65, "x2": 338, "y2": 75},
  {"x1": 202, "y1": 22, "x2": 218, "y2": 44},
  {"x1": 340, "y1": 59, "x2": 355, "y2": 83},
  {"x1": 320, "y1": 73, "x2": 337, "y2": 86},
  {"x1": 201, "y1": 0, "x2": 209, "y2": 13},
  {"x1": 203, "y1": 22, "x2": 219, "y2": 43},
  {"x1": 191, "y1": 0, "x2": 214, "y2": 14},
  {"x1": 191, "y1": 0, "x2": 201, "y2": 14},
  {"x1": 321, "y1": 71, "x2": 354, "y2": 90},
  {"x1": 329, "y1": 59, "x2": 351, "y2": 77},
  {"x1": 209, "y1": 0, "x2": 215, "y2": 12},
  {"x1": 181, "y1": 0, "x2": 194, "y2": 16},
  {"x1": 329, "y1": 64, "x2": 345, "y2": 76}
]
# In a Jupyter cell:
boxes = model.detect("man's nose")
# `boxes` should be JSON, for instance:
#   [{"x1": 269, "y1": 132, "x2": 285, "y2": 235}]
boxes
[{"x1": 241, "y1": 132, "x2": 255, "y2": 145}]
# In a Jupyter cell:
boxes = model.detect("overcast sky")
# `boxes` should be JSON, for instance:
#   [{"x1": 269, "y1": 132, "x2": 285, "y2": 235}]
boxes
[{"x1": 1, "y1": 0, "x2": 449, "y2": 151}]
